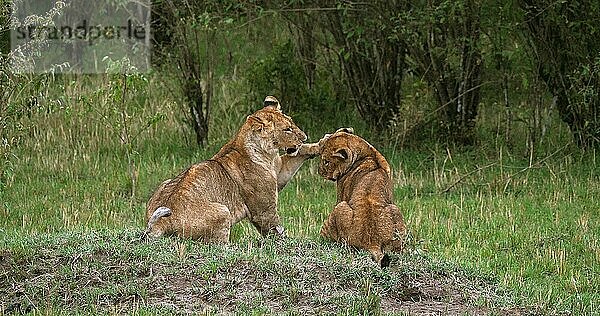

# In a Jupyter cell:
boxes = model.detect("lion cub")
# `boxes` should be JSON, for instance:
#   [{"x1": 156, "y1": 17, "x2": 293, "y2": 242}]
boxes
[
  {"x1": 318, "y1": 128, "x2": 406, "y2": 267},
  {"x1": 144, "y1": 96, "x2": 320, "y2": 242}
]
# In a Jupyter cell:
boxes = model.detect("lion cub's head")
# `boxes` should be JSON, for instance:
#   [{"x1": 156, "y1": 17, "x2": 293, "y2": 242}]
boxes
[
  {"x1": 319, "y1": 128, "x2": 388, "y2": 181},
  {"x1": 245, "y1": 96, "x2": 307, "y2": 155},
  {"x1": 318, "y1": 128, "x2": 359, "y2": 181}
]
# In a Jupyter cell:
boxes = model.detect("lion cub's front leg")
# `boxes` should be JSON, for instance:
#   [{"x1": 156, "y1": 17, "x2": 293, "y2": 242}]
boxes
[
  {"x1": 276, "y1": 142, "x2": 321, "y2": 191},
  {"x1": 250, "y1": 211, "x2": 285, "y2": 238}
]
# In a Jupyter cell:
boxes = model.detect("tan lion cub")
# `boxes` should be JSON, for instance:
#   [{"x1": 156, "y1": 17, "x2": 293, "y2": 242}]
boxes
[
  {"x1": 318, "y1": 128, "x2": 406, "y2": 267},
  {"x1": 144, "y1": 96, "x2": 320, "y2": 242}
]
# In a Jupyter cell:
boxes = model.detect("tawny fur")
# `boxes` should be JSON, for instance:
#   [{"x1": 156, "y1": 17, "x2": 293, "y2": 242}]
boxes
[
  {"x1": 318, "y1": 129, "x2": 407, "y2": 267},
  {"x1": 144, "y1": 96, "x2": 320, "y2": 242}
]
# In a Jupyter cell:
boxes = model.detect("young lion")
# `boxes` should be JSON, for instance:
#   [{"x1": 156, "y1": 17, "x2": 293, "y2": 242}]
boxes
[
  {"x1": 318, "y1": 128, "x2": 406, "y2": 267},
  {"x1": 144, "y1": 96, "x2": 319, "y2": 242}
]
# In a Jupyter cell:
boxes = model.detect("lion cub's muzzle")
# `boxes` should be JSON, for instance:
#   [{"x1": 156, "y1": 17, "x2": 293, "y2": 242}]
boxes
[{"x1": 284, "y1": 131, "x2": 307, "y2": 156}]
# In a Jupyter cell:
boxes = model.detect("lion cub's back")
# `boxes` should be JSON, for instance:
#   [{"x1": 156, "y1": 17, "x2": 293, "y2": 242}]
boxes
[{"x1": 347, "y1": 167, "x2": 406, "y2": 252}]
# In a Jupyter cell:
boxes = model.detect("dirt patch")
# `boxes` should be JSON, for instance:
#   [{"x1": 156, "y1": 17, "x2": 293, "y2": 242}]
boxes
[{"x1": 381, "y1": 274, "x2": 487, "y2": 315}]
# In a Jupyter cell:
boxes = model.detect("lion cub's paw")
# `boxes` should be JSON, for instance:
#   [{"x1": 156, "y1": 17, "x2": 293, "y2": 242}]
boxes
[
  {"x1": 296, "y1": 143, "x2": 321, "y2": 158},
  {"x1": 316, "y1": 133, "x2": 333, "y2": 152}
]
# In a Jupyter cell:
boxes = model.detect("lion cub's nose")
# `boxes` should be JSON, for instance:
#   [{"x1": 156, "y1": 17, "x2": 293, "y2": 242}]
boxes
[{"x1": 300, "y1": 131, "x2": 308, "y2": 142}]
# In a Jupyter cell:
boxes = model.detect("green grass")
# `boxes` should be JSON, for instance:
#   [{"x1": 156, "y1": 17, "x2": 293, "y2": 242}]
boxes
[
  {"x1": 398, "y1": 154, "x2": 600, "y2": 314},
  {"x1": 1, "y1": 75, "x2": 599, "y2": 314}
]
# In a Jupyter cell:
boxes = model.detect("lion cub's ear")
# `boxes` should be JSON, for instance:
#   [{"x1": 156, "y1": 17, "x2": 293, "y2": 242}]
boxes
[
  {"x1": 263, "y1": 96, "x2": 281, "y2": 111},
  {"x1": 333, "y1": 147, "x2": 350, "y2": 160},
  {"x1": 336, "y1": 127, "x2": 354, "y2": 134}
]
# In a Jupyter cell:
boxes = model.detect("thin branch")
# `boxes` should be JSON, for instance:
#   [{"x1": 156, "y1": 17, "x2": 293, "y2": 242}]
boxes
[
  {"x1": 441, "y1": 162, "x2": 497, "y2": 194},
  {"x1": 501, "y1": 140, "x2": 572, "y2": 194}
]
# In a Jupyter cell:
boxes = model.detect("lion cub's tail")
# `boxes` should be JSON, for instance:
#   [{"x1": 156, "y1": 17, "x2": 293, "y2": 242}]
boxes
[
  {"x1": 369, "y1": 247, "x2": 391, "y2": 268},
  {"x1": 143, "y1": 206, "x2": 172, "y2": 237}
]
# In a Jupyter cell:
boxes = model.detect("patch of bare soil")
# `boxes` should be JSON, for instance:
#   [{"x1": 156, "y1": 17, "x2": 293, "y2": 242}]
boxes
[{"x1": 382, "y1": 274, "x2": 495, "y2": 315}]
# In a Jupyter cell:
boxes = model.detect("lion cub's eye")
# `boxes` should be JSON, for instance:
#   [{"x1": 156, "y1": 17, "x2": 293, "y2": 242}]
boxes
[{"x1": 283, "y1": 127, "x2": 293, "y2": 133}]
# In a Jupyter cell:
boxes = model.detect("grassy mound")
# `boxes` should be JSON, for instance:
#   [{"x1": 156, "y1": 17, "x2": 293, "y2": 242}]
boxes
[{"x1": 1, "y1": 230, "x2": 532, "y2": 315}]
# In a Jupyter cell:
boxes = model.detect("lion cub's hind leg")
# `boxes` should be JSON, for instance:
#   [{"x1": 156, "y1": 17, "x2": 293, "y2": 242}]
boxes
[
  {"x1": 320, "y1": 201, "x2": 354, "y2": 243},
  {"x1": 204, "y1": 203, "x2": 233, "y2": 243},
  {"x1": 385, "y1": 204, "x2": 407, "y2": 253},
  {"x1": 321, "y1": 202, "x2": 391, "y2": 267},
  {"x1": 178, "y1": 202, "x2": 232, "y2": 243}
]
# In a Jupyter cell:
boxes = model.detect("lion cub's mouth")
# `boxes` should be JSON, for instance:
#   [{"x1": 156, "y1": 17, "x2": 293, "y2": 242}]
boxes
[{"x1": 285, "y1": 147, "x2": 299, "y2": 156}]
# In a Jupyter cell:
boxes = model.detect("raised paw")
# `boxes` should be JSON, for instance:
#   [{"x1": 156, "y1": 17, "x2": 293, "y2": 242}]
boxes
[{"x1": 296, "y1": 142, "x2": 321, "y2": 158}]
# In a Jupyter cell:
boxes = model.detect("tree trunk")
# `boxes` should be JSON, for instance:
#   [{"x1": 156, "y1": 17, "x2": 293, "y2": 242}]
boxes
[
  {"x1": 286, "y1": 12, "x2": 316, "y2": 91},
  {"x1": 406, "y1": 0, "x2": 482, "y2": 145},
  {"x1": 322, "y1": 2, "x2": 406, "y2": 131}
]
